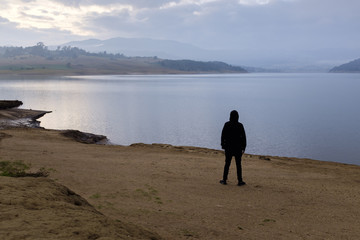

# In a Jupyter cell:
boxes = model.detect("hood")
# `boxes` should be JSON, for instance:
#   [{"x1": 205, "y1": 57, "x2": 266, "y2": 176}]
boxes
[{"x1": 230, "y1": 110, "x2": 239, "y2": 122}]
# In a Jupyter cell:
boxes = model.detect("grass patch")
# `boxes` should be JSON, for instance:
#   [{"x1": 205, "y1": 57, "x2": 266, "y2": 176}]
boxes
[
  {"x1": 134, "y1": 185, "x2": 163, "y2": 204},
  {"x1": 180, "y1": 229, "x2": 199, "y2": 238},
  {"x1": 0, "y1": 160, "x2": 51, "y2": 177},
  {"x1": 90, "y1": 193, "x2": 101, "y2": 199},
  {"x1": 263, "y1": 219, "x2": 276, "y2": 223},
  {"x1": 259, "y1": 218, "x2": 276, "y2": 226}
]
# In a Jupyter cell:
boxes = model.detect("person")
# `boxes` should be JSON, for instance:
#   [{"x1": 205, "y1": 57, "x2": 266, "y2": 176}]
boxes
[{"x1": 220, "y1": 110, "x2": 247, "y2": 186}]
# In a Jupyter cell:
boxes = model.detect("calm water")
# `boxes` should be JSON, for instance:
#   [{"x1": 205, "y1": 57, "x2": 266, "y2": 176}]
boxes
[{"x1": 1, "y1": 73, "x2": 359, "y2": 165}]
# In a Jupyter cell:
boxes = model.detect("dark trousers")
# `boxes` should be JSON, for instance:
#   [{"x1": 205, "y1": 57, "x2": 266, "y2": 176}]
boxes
[{"x1": 222, "y1": 151, "x2": 243, "y2": 182}]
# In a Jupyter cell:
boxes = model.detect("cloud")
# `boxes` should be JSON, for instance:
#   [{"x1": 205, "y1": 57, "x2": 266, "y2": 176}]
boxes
[
  {"x1": 0, "y1": 17, "x2": 10, "y2": 23},
  {"x1": 238, "y1": 0, "x2": 272, "y2": 5},
  {"x1": 0, "y1": 16, "x2": 74, "y2": 46},
  {"x1": 0, "y1": 0, "x2": 136, "y2": 36},
  {"x1": 49, "y1": 0, "x2": 173, "y2": 8},
  {"x1": 160, "y1": 0, "x2": 220, "y2": 9},
  {"x1": 0, "y1": 0, "x2": 359, "y2": 67}
]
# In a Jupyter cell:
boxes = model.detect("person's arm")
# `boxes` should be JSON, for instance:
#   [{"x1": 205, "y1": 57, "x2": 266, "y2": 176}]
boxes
[
  {"x1": 241, "y1": 124, "x2": 246, "y2": 153},
  {"x1": 221, "y1": 123, "x2": 227, "y2": 149}
]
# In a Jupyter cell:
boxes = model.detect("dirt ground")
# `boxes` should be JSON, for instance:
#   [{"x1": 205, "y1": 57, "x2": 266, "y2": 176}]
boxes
[{"x1": 1, "y1": 127, "x2": 359, "y2": 240}]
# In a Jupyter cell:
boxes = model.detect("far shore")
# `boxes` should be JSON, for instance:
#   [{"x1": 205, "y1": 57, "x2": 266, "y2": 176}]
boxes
[
  {"x1": 1, "y1": 108, "x2": 360, "y2": 239},
  {"x1": 0, "y1": 70, "x2": 249, "y2": 78}
]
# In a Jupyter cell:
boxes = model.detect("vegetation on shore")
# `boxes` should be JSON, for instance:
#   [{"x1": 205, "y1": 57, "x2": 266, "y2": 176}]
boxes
[
  {"x1": 0, "y1": 160, "x2": 50, "y2": 177},
  {"x1": 0, "y1": 42, "x2": 247, "y2": 75},
  {"x1": 159, "y1": 59, "x2": 246, "y2": 72}
]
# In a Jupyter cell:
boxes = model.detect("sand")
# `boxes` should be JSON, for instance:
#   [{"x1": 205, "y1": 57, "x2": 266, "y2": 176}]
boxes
[
  {"x1": 1, "y1": 125, "x2": 359, "y2": 239},
  {"x1": 0, "y1": 176, "x2": 161, "y2": 240}
]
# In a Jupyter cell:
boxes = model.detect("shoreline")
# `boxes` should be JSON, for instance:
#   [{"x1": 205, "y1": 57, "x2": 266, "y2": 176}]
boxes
[
  {"x1": 1, "y1": 107, "x2": 358, "y2": 167},
  {"x1": 0, "y1": 71, "x2": 249, "y2": 81}
]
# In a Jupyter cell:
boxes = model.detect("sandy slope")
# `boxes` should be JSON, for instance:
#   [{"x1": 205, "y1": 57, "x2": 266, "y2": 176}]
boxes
[
  {"x1": 1, "y1": 127, "x2": 359, "y2": 239},
  {"x1": 0, "y1": 176, "x2": 161, "y2": 240}
]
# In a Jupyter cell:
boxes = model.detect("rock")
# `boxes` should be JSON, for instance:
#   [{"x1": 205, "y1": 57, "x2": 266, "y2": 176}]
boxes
[
  {"x1": 259, "y1": 156, "x2": 271, "y2": 161},
  {"x1": 0, "y1": 100, "x2": 23, "y2": 109},
  {"x1": 61, "y1": 130, "x2": 107, "y2": 144}
]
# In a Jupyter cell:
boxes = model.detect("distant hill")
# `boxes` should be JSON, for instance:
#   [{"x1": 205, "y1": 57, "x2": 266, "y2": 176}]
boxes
[
  {"x1": 0, "y1": 43, "x2": 247, "y2": 75},
  {"x1": 59, "y1": 37, "x2": 210, "y2": 60},
  {"x1": 58, "y1": 37, "x2": 360, "y2": 73},
  {"x1": 329, "y1": 58, "x2": 360, "y2": 73}
]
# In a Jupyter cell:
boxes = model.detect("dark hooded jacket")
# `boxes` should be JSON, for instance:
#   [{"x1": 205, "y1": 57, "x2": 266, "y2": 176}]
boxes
[{"x1": 221, "y1": 110, "x2": 246, "y2": 154}]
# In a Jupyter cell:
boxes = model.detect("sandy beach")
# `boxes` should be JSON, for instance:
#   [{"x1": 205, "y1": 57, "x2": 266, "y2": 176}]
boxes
[{"x1": 1, "y1": 110, "x2": 360, "y2": 239}]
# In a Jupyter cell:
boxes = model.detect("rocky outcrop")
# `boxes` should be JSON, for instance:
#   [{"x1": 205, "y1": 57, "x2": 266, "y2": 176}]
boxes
[
  {"x1": 61, "y1": 130, "x2": 107, "y2": 144},
  {"x1": 0, "y1": 100, "x2": 23, "y2": 109},
  {"x1": 0, "y1": 103, "x2": 51, "y2": 128}
]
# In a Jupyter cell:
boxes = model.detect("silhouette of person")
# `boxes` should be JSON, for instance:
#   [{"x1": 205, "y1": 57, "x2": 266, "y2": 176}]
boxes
[{"x1": 220, "y1": 110, "x2": 247, "y2": 186}]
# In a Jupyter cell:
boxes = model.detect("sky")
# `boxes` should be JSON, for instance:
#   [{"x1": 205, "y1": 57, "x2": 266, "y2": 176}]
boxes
[{"x1": 0, "y1": 0, "x2": 359, "y2": 66}]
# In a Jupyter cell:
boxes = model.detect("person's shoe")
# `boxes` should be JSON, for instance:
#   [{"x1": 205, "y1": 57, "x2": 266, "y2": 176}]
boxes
[
  {"x1": 237, "y1": 181, "x2": 246, "y2": 186},
  {"x1": 219, "y1": 180, "x2": 227, "y2": 185}
]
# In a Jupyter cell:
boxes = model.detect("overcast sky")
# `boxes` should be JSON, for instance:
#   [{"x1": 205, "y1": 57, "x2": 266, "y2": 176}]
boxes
[{"x1": 0, "y1": 0, "x2": 359, "y2": 55}]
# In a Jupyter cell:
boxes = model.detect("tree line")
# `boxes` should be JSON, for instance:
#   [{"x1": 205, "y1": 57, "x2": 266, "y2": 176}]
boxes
[
  {"x1": 159, "y1": 59, "x2": 247, "y2": 72},
  {"x1": 0, "y1": 42, "x2": 126, "y2": 59}
]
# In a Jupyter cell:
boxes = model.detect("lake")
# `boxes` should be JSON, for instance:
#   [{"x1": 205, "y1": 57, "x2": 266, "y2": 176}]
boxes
[{"x1": 1, "y1": 73, "x2": 359, "y2": 165}]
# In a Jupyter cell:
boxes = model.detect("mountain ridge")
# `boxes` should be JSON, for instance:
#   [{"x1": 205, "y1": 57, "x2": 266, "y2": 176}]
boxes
[
  {"x1": 329, "y1": 58, "x2": 360, "y2": 73},
  {"x1": 60, "y1": 37, "x2": 208, "y2": 60},
  {"x1": 58, "y1": 37, "x2": 360, "y2": 72}
]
